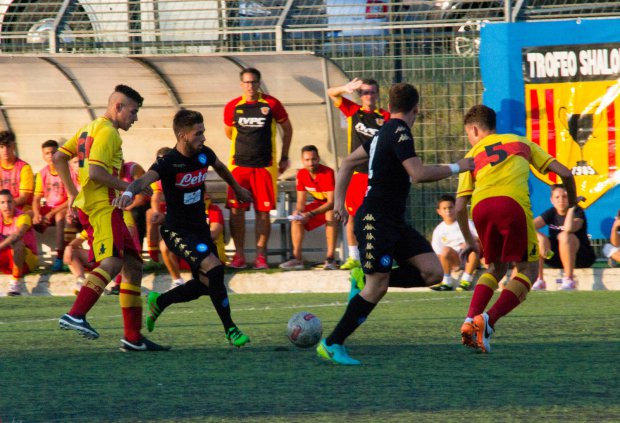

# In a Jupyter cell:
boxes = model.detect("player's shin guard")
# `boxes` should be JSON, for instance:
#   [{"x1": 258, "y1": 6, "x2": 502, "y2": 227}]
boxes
[
  {"x1": 203, "y1": 265, "x2": 234, "y2": 331},
  {"x1": 69, "y1": 267, "x2": 110, "y2": 316},
  {"x1": 388, "y1": 264, "x2": 426, "y2": 288},
  {"x1": 157, "y1": 279, "x2": 209, "y2": 310},
  {"x1": 467, "y1": 273, "x2": 499, "y2": 318},
  {"x1": 326, "y1": 294, "x2": 376, "y2": 346},
  {"x1": 487, "y1": 273, "x2": 531, "y2": 327},
  {"x1": 120, "y1": 282, "x2": 143, "y2": 343}
]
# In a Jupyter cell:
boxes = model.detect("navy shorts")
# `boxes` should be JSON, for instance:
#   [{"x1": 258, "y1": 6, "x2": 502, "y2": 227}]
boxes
[
  {"x1": 160, "y1": 225, "x2": 218, "y2": 278},
  {"x1": 354, "y1": 203, "x2": 433, "y2": 274}
]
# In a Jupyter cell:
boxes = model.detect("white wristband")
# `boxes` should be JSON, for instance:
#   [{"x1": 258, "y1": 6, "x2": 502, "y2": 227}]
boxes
[
  {"x1": 122, "y1": 191, "x2": 133, "y2": 200},
  {"x1": 448, "y1": 163, "x2": 460, "y2": 175}
]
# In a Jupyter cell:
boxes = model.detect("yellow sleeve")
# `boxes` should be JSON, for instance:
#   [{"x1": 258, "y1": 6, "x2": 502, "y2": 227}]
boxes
[
  {"x1": 456, "y1": 149, "x2": 474, "y2": 198},
  {"x1": 59, "y1": 133, "x2": 78, "y2": 158},
  {"x1": 529, "y1": 141, "x2": 555, "y2": 174},
  {"x1": 19, "y1": 164, "x2": 34, "y2": 194},
  {"x1": 16, "y1": 213, "x2": 32, "y2": 230},
  {"x1": 34, "y1": 172, "x2": 44, "y2": 197}
]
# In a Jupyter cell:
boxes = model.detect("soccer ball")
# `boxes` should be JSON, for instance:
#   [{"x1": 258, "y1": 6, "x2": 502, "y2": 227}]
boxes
[{"x1": 287, "y1": 311, "x2": 322, "y2": 348}]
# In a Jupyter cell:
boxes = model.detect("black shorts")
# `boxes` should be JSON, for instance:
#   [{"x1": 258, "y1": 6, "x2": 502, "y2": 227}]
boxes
[
  {"x1": 545, "y1": 237, "x2": 596, "y2": 269},
  {"x1": 354, "y1": 204, "x2": 433, "y2": 274},
  {"x1": 160, "y1": 225, "x2": 218, "y2": 278}
]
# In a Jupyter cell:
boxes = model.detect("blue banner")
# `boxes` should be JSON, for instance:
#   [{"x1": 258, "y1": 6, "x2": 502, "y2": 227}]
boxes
[{"x1": 480, "y1": 19, "x2": 620, "y2": 238}]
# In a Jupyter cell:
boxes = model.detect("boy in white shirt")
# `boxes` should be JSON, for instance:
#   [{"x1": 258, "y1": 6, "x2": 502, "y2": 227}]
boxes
[{"x1": 430, "y1": 194, "x2": 480, "y2": 291}]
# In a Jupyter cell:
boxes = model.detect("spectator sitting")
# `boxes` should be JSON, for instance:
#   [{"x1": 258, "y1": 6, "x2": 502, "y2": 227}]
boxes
[
  {"x1": 0, "y1": 189, "x2": 39, "y2": 296},
  {"x1": 602, "y1": 208, "x2": 620, "y2": 266},
  {"x1": 33, "y1": 140, "x2": 68, "y2": 271},
  {"x1": 63, "y1": 229, "x2": 92, "y2": 295},
  {"x1": 533, "y1": 185, "x2": 595, "y2": 290},
  {"x1": 0, "y1": 130, "x2": 34, "y2": 212},
  {"x1": 279, "y1": 145, "x2": 337, "y2": 270},
  {"x1": 430, "y1": 194, "x2": 480, "y2": 291}
]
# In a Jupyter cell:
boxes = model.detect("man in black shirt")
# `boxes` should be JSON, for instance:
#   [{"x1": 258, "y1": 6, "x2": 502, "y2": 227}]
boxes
[
  {"x1": 115, "y1": 110, "x2": 253, "y2": 347},
  {"x1": 316, "y1": 83, "x2": 473, "y2": 365}
]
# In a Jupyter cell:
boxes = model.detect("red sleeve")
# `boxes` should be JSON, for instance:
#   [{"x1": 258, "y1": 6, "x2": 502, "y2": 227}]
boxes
[
  {"x1": 338, "y1": 97, "x2": 361, "y2": 117},
  {"x1": 208, "y1": 204, "x2": 224, "y2": 225},
  {"x1": 296, "y1": 168, "x2": 307, "y2": 192},
  {"x1": 265, "y1": 95, "x2": 289, "y2": 123},
  {"x1": 223, "y1": 97, "x2": 241, "y2": 126}
]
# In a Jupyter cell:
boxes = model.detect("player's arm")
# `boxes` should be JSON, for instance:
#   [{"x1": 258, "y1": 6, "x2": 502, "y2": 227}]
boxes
[
  {"x1": 327, "y1": 78, "x2": 363, "y2": 106},
  {"x1": 546, "y1": 160, "x2": 577, "y2": 207},
  {"x1": 455, "y1": 195, "x2": 480, "y2": 260},
  {"x1": 115, "y1": 169, "x2": 160, "y2": 209},
  {"x1": 533, "y1": 216, "x2": 547, "y2": 230},
  {"x1": 278, "y1": 119, "x2": 293, "y2": 175},
  {"x1": 53, "y1": 150, "x2": 79, "y2": 198},
  {"x1": 402, "y1": 156, "x2": 474, "y2": 183},
  {"x1": 15, "y1": 165, "x2": 34, "y2": 209},
  {"x1": 0, "y1": 216, "x2": 31, "y2": 251},
  {"x1": 32, "y1": 174, "x2": 43, "y2": 223},
  {"x1": 333, "y1": 145, "x2": 368, "y2": 224},
  {"x1": 293, "y1": 190, "x2": 307, "y2": 215},
  {"x1": 211, "y1": 158, "x2": 252, "y2": 203}
]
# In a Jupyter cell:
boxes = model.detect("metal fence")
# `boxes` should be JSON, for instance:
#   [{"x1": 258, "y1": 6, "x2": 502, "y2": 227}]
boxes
[{"x1": 1, "y1": 0, "x2": 619, "y2": 238}]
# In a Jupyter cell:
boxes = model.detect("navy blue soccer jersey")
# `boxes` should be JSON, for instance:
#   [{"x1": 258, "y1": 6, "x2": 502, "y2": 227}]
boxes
[
  {"x1": 362, "y1": 118, "x2": 417, "y2": 217},
  {"x1": 149, "y1": 146, "x2": 217, "y2": 231}
]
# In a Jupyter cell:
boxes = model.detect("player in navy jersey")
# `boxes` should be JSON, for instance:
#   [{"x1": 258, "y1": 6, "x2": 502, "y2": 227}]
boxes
[
  {"x1": 316, "y1": 83, "x2": 474, "y2": 365},
  {"x1": 115, "y1": 110, "x2": 253, "y2": 347}
]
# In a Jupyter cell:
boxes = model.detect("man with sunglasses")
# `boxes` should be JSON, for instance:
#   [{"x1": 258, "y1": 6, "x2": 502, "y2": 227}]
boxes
[
  {"x1": 223, "y1": 67, "x2": 293, "y2": 270},
  {"x1": 327, "y1": 78, "x2": 390, "y2": 271}
]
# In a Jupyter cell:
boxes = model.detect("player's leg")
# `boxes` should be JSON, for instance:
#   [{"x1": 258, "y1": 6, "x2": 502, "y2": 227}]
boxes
[
  {"x1": 324, "y1": 210, "x2": 338, "y2": 269},
  {"x1": 160, "y1": 238, "x2": 184, "y2": 286},
  {"x1": 7, "y1": 240, "x2": 25, "y2": 296},
  {"x1": 145, "y1": 208, "x2": 161, "y2": 262},
  {"x1": 252, "y1": 167, "x2": 277, "y2": 269},
  {"x1": 557, "y1": 231, "x2": 579, "y2": 288},
  {"x1": 227, "y1": 166, "x2": 252, "y2": 268},
  {"x1": 59, "y1": 209, "x2": 124, "y2": 339},
  {"x1": 430, "y1": 246, "x2": 459, "y2": 291},
  {"x1": 52, "y1": 210, "x2": 67, "y2": 271},
  {"x1": 533, "y1": 232, "x2": 550, "y2": 290},
  {"x1": 280, "y1": 219, "x2": 304, "y2": 269},
  {"x1": 118, "y1": 251, "x2": 170, "y2": 352},
  {"x1": 456, "y1": 247, "x2": 480, "y2": 291},
  {"x1": 340, "y1": 174, "x2": 365, "y2": 270}
]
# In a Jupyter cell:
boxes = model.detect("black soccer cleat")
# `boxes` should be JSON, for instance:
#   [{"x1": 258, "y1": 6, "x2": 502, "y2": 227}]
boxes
[
  {"x1": 59, "y1": 313, "x2": 100, "y2": 340},
  {"x1": 119, "y1": 337, "x2": 171, "y2": 352}
]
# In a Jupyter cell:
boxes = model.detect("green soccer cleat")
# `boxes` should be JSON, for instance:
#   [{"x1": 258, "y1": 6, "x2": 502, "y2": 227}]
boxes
[
  {"x1": 455, "y1": 280, "x2": 471, "y2": 291},
  {"x1": 316, "y1": 339, "x2": 361, "y2": 365},
  {"x1": 430, "y1": 282, "x2": 453, "y2": 291},
  {"x1": 226, "y1": 326, "x2": 250, "y2": 348},
  {"x1": 340, "y1": 257, "x2": 361, "y2": 270},
  {"x1": 146, "y1": 291, "x2": 162, "y2": 332},
  {"x1": 348, "y1": 267, "x2": 365, "y2": 301}
]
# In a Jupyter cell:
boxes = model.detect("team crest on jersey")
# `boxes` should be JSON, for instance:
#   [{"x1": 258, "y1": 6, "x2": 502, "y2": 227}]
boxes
[
  {"x1": 380, "y1": 255, "x2": 392, "y2": 268},
  {"x1": 260, "y1": 107, "x2": 270, "y2": 116},
  {"x1": 376, "y1": 118, "x2": 385, "y2": 126},
  {"x1": 198, "y1": 153, "x2": 207, "y2": 165}
]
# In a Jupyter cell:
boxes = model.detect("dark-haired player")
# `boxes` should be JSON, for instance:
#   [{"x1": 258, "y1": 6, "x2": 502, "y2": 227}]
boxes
[
  {"x1": 456, "y1": 104, "x2": 576, "y2": 353},
  {"x1": 116, "y1": 109, "x2": 253, "y2": 347},
  {"x1": 54, "y1": 84, "x2": 169, "y2": 352},
  {"x1": 327, "y1": 77, "x2": 390, "y2": 270},
  {"x1": 317, "y1": 83, "x2": 473, "y2": 365}
]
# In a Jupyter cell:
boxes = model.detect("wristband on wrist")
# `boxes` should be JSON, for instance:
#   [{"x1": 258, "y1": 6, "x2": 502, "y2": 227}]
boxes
[
  {"x1": 122, "y1": 191, "x2": 134, "y2": 200},
  {"x1": 448, "y1": 163, "x2": 460, "y2": 175}
]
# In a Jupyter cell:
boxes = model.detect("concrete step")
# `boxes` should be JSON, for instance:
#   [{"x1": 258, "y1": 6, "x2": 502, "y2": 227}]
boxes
[{"x1": 0, "y1": 267, "x2": 618, "y2": 296}]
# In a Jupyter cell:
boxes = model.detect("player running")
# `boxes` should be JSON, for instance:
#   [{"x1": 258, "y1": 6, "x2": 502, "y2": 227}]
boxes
[
  {"x1": 456, "y1": 104, "x2": 576, "y2": 353},
  {"x1": 115, "y1": 109, "x2": 253, "y2": 347}
]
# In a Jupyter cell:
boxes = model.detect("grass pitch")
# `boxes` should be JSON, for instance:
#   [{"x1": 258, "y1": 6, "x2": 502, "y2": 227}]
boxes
[{"x1": 1, "y1": 291, "x2": 619, "y2": 422}]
